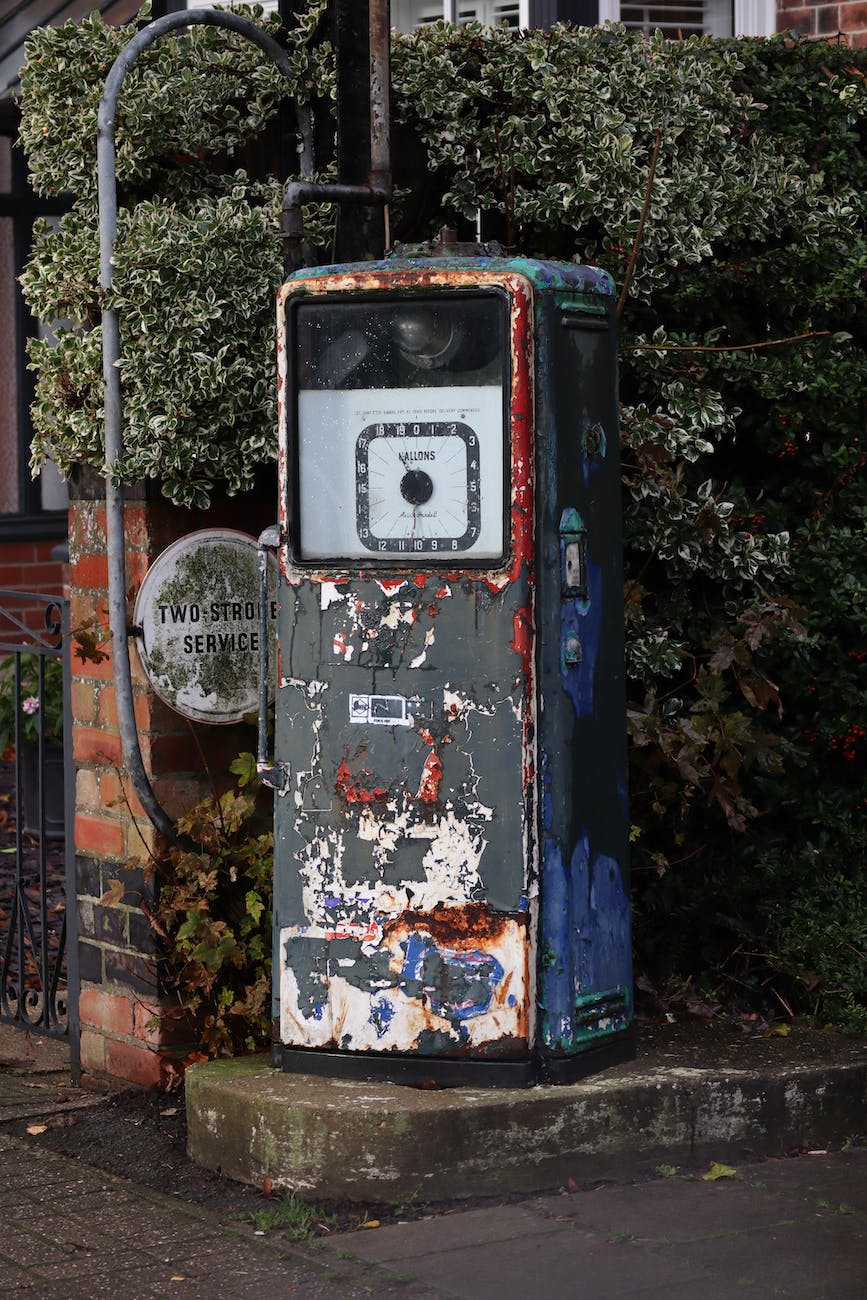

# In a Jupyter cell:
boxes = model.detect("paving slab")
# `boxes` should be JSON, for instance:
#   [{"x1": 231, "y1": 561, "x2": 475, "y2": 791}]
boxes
[
  {"x1": 526, "y1": 1175, "x2": 815, "y2": 1241},
  {"x1": 672, "y1": 1216, "x2": 867, "y2": 1296},
  {"x1": 363, "y1": 1226, "x2": 709, "y2": 1300},
  {"x1": 323, "y1": 1148, "x2": 867, "y2": 1299},
  {"x1": 333, "y1": 1204, "x2": 567, "y2": 1263},
  {"x1": 0, "y1": 1022, "x2": 70, "y2": 1073},
  {"x1": 0, "y1": 1024, "x2": 104, "y2": 1122}
]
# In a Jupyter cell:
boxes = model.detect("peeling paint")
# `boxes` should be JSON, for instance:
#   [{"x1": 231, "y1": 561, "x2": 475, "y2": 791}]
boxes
[
  {"x1": 320, "y1": 582, "x2": 348, "y2": 610},
  {"x1": 279, "y1": 905, "x2": 530, "y2": 1053},
  {"x1": 409, "y1": 626, "x2": 436, "y2": 669}
]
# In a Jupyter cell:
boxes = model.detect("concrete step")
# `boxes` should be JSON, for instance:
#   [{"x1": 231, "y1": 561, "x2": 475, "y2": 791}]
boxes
[{"x1": 185, "y1": 1048, "x2": 867, "y2": 1202}]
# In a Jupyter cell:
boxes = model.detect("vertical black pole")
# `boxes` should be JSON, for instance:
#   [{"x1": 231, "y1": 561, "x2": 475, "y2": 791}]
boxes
[
  {"x1": 333, "y1": 0, "x2": 387, "y2": 262},
  {"x1": 334, "y1": 0, "x2": 372, "y2": 261}
]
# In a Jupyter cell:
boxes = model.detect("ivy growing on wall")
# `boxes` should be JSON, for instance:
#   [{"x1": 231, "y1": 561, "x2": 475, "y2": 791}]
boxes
[{"x1": 19, "y1": 10, "x2": 867, "y2": 1029}]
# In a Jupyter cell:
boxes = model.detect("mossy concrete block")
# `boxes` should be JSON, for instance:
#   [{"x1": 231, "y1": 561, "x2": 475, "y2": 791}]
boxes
[{"x1": 185, "y1": 1054, "x2": 867, "y2": 1203}]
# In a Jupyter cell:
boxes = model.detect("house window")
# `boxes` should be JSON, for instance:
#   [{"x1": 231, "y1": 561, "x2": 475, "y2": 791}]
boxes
[
  {"x1": 597, "y1": 0, "x2": 776, "y2": 35},
  {"x1": 392, "y1": 2, "x2": 528, "y2": 31},
  {"x1": 0, "y1": 130, "x2": 69, "y2": 540},
  {"x1": 0, "y1": 134, "x2": 17, "y2": 518},
  {"x1": 617, "y1": 0, "x2": 733, "y2": 37},
  {"x1": 185, "y1": 1, "x2": 772, "y2": 36},
  {"x1": 184, "y1": 0, "x2": 281, "y2": 11}
]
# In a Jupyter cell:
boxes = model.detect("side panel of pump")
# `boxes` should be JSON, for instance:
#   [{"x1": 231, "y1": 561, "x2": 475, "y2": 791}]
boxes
[
  {"x1": 272, "y1": 269, "x2": 537, "y2": 1062},
  {"x1": 535, "y1": 290, "x2": 633, "y2": 1059}
]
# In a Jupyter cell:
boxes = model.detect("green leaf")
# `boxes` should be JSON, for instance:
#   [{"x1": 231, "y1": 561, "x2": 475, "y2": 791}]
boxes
[{"x1": 702, "y1": 1162, "x2": 737, "y2": 1181}]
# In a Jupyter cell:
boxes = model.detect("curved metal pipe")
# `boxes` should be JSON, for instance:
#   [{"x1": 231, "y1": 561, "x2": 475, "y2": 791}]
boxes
[
  {"x1": 97, "y1": 9, "x2": 305, "y2": 845},
  {"x1": 281, "y1": 178, "x2": 389, "y2": 273},
  {"x1": 256, "y1": 524, "x2": 280, "y2": 782}
]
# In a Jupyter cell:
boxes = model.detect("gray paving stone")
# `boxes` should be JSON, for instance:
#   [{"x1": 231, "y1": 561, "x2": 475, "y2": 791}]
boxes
[
  {"x1": 326, "y1": 1204, "x2": 568, "y2": 1263},
  {"x1": 527, "y1": 1177, "x2": 813, "y2": 1244},
  {"x1": 627, "y1": 1276, "x2": 770, "y2": 1298},
  {"x1": 740, "y1": 1155, "x2": 867, "y2": 1214},
  {"x1": 26, "y1": 1249, "x2": 154, "y2": 1281},
  {"x1": 366, "y1": 1227, "x2": 710, "y2": 1300},
  {"x1": 0, "y1": 1225, "x2": 83, "y2": 1269},
  {"x1": 673, "y1": 1215, "x2": 867, "y2": 1296}
]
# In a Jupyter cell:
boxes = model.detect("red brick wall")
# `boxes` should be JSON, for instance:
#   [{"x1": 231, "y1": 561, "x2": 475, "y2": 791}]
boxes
[
  {"x1": 0, "y1": 540, "x2": 68, "y2": 641},
  {"x1": 777, "y1": 0, "x2": 867, "y2": 43},
  {"x1": 0, "y1": 539, "x2": 66, "y2": 594}
]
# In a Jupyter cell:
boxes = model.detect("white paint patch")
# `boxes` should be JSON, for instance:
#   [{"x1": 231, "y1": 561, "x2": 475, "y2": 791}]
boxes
[
  {"x1": 380, "y1": 601, "x2": 417, "y2": 631},
  {"x1": 300, "y1": 794, "x2": 489, "y2": 925},
  {"x1": 278, "y1": 958, "x2": 331, "y2": 1047},
  {"x1": 442, "y1": 687, "x2": 498, "y2": 720},
  {"x1": 282, "y1": 676, "x2": 327, "y2": 698},
  {"x1": 418, "y1": 809, "x2": 488, "y2": 891},
  {"x1": 410, "y1": 626, "x2": 436, "y2": 669},
  {"x1": 332, "y1": 631, "x2": 354, "y2": 660},
  {"x1": 320, "y1": 582, "x2": 348, "y2": 610}
]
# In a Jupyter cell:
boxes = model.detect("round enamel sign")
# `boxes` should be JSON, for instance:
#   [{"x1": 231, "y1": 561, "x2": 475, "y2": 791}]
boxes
[{"x1": 133, "y1": 529, "x2": 278, "y2": 724}]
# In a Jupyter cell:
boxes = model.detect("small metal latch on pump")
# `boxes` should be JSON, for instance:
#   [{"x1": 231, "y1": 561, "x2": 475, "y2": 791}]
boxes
[{"x1": 560, "y1": 507, "x2": 588, "y2": 600}]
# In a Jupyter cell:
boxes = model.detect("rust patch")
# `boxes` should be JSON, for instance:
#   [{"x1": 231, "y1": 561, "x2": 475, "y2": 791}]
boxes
[
  {"x1": 384, "y1": 902, "x2": 528, "y2": 948},
  {"x1": 510, "y1": 604, "x2": 533, "y2": 659},
  {"x1": 465, "y1": 1033, "x2": 529, "y2": 1061},
  {"x1": 334, "y1": 759, "x2": 389, "y2": 804},
  {"x1": 416, "y1": 750, "x2": 444, "y2": 803}
]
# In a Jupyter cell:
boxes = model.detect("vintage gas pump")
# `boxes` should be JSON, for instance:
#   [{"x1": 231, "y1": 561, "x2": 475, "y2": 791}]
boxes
[{"x1": 263, "y1": 252, "x2": 632, "y2": 1085}]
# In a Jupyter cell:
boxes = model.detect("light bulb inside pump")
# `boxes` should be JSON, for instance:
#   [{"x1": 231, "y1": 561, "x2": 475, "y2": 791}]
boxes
[{"x1": 394, "y1": 308, "x2": 458, "y2": 368}]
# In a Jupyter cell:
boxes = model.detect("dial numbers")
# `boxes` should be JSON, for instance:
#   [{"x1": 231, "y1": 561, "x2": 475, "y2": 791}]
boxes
[{"x1": 356, "y1": 421, "x2": 481, "y2": 555}]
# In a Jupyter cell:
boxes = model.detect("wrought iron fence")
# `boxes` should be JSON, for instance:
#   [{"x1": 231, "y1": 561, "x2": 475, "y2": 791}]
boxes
[{"x1": 0, "y1": 590, "x2": 77, "y2": 1065}]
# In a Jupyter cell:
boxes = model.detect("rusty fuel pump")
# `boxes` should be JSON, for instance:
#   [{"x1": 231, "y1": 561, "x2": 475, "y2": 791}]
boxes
[{"x1": 259, "y1": 242, "x2": 633, "y2": 1085}]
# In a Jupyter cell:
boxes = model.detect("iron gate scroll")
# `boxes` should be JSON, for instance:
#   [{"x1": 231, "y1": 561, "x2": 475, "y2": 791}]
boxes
[{"x1": 0, "y1": 590, "x2": 77, "y2": 1054}]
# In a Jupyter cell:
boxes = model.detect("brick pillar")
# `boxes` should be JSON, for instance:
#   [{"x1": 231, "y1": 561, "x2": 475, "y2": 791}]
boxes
[{"x1": 68, "y1": 471, "x2": 275, "y2": 1087}]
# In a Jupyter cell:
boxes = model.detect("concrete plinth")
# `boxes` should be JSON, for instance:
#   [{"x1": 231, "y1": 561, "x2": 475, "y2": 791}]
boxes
[{"x1": 185, "y1": 1052, "x2": 867, "y2": 1203}]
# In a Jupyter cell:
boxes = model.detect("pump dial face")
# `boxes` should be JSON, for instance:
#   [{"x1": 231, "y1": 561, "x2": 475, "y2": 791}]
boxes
[{"x1": 356, "y1": 421, "x2": 480, "y2": 554}]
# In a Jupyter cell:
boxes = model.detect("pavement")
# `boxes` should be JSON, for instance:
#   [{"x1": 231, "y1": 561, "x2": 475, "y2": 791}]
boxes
[{"x1": 1, "y1": 1023, "x2": 866, "y2": 1298}]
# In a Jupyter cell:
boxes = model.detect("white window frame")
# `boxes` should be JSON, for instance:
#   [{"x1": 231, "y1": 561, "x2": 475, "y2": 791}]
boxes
[
  {"x1": 187, "y1": 2, "x2": 532, "y2": 28},
  {"x1": 394, "y1": 2, "x2": 530, "y2": 30},
  {"x1": 597, "y1": 0, "x2": 776, "y2": 36},
  {"x1": 185, "y1": 1, "x2": 280, "y2": 11}
]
